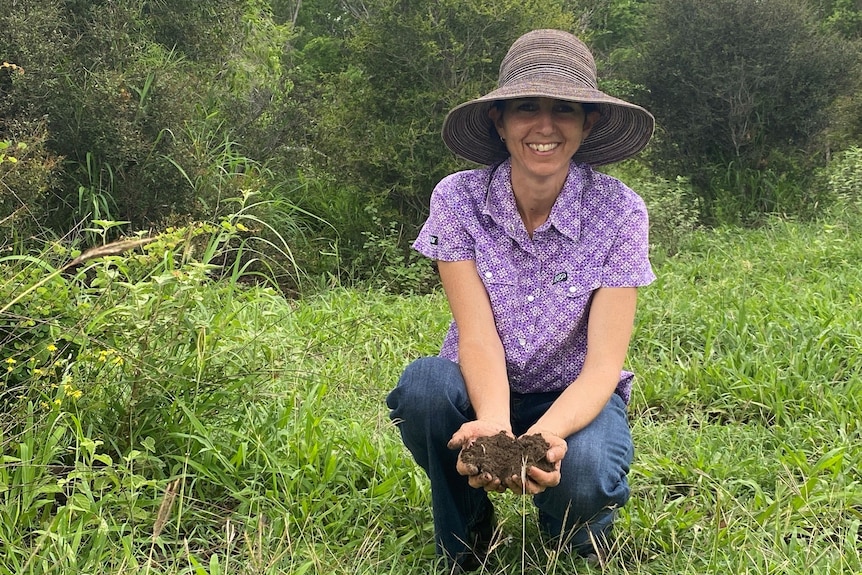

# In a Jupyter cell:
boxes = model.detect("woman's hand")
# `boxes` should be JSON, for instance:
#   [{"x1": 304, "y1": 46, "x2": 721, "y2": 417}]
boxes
[
  {"x1": 448, "y1": 420, "x2": 513, "y2": 492},
  {"x1": 504, "y1": 429, "x2": 568, "y2": 495}
]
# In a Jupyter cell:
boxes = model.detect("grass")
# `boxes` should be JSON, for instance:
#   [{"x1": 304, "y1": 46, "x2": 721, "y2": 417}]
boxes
[{"x1": 1, "y1": 212, "x2": 861, "y2": 574}]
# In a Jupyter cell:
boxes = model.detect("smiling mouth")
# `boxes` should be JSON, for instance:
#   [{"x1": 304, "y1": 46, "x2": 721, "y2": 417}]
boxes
[{"x1": 528, "y1": 143, "x2": 559, "y2": 152}]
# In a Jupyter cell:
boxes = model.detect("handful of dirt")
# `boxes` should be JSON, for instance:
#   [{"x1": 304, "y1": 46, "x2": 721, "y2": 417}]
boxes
[{"x1": 460, "y1": 431, "x2": 554, "y2": 482}]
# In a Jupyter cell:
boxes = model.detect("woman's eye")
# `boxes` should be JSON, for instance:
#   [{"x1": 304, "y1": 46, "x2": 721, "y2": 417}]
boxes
[
  {"x1": 515, "y1": 102, "x2": 538, "y2": 112},
  {"x1": 554, "y1": 104, "x2": 576, "y2": 114}
]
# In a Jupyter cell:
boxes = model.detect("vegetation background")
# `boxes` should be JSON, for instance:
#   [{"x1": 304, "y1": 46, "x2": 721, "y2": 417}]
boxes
[{"x1": 1, "y1": 0, "x2": 861, "y2": 573}]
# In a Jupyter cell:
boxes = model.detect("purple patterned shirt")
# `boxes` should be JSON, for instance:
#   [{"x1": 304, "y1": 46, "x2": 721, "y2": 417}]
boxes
[{"x1": 413, "y1": 159, "x2": 655, "y2": 404}]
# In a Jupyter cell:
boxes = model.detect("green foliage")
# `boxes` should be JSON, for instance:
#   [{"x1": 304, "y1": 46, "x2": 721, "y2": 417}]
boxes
[
  {"x1": 6, "y1": 0, "x2": 862, "y2": 288},
  {"x1": 627, "y1": 0, "x2": 856, "y2": 223},
  {"x1": 825, "y1": 146, "x2": 862, "y2": 200},
  {"x1": 705, "y1": 152, "x2": 830, "y2": 225},
  {"x1": 811, "y1": 0, "x2": 862, "y2": 39},
  {"x1": 826, "y1": 76, "x2": 862, "y2": 153},
  {"x1": 356, "y1": 205, "x2": 438, "y2": 294},
  {"x1": 289, "y1": 0, "x2": 578, "y2": 240},
  {"x1": 623, "y1": 215, "x2": 862, "y2": 574},
  {"x1": 143, "y1": 1, "x2": 248, "y2": 63},
  {"x1": 5, "y1": 208, "x2": 862, "y2": 573},
  {"x1": 0, "y1": 123, "x2": 61, "y2": 243},
  {"x1": 0, "y1": 0, "x2": 297, "y2": 237},
  {"x1": 1, "y1": 219, "x2": 433, "y2": 573},
  {"x1": 814, "y1": 146, "x2": 862, "y2": 219},
  {"x1": 578, "y1": 0, "x2": 650, "y2": 55}
]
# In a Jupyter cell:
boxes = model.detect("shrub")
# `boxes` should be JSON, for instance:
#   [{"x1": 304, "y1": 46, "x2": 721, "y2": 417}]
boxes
[
  {"x1": 0, "y1": 121, "x2": 61, "y2": 244},
  {"x1": 0, "y1": 0, "x2": 298, "y2": 238},
  {"x1": 627, "y1": 0, "x2": 855, "y2": 222}
]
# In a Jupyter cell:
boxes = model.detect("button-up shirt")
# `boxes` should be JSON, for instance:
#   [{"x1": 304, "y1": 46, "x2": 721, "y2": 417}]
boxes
[{"x1": 413, "y1": 159, "x2": 655, "y2": 404}]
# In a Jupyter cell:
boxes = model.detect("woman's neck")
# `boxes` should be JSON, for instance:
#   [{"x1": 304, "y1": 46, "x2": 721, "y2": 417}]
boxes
[{"x1": 511, "y1": 170, "x2": 566, "y2": 236}]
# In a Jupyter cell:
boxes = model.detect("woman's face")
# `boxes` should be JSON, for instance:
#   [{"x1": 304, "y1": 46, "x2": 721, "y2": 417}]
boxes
[{"x1": 490, "y1": 97, "x2": 598, "y2": 183}]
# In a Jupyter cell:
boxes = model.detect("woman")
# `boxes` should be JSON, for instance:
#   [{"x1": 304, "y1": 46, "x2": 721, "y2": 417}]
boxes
[{"x1": 386, "y1": 29, "x2": 655, "y2": 572}]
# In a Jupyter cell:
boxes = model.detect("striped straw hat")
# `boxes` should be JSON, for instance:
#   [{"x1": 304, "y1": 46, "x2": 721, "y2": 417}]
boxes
[{"x1": 442, "y1": 29, "x2": 655, "y2": 166}]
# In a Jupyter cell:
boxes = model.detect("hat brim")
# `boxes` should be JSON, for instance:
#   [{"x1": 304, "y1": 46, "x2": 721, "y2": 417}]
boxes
[{"x1": 442, "y1": 81, "x2": 655, "y2": 166}]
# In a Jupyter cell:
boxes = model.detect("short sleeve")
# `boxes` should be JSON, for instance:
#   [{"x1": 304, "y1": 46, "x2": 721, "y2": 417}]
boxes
[
  {"x1": 412, "y1": 175, "x2": 476, "y2": 262},
  {"x1": 602, "y1": 196, "x2": 656, "y2": 287}
]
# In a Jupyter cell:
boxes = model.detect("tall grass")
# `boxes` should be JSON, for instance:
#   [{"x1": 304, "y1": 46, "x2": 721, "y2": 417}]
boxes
[{"x1": 2, "y1": 208, "x2": 860, "y2": 573}]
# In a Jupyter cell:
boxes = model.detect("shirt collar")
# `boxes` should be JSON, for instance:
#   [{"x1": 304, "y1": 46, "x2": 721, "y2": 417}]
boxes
[
  {"x1": 482, "y1": 160, "x2": 521, "y2": 240},
  {"x1": 482, "y1": 159, "x2": 586, "y2": 243},
  {"x1": 548, "y1": 163, "x2": 587, "y2": 242}
]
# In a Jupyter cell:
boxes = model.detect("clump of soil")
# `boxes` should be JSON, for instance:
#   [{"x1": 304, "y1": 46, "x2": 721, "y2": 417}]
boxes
[{"x1": 460, "y1": 432, "x2": 554, "y2": 481}]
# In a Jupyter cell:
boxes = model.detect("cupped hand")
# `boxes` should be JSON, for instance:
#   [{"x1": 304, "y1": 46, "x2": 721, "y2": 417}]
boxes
[
  {"x1": 447, "y1": 420, "x2": 513, "y2": 492},
  {"x1": 504, "y1": 429, "x2": 568, "y2": 495}
]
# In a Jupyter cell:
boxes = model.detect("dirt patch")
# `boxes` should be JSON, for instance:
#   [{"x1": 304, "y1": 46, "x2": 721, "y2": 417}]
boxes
[{"x1": 460, "y1": 432, "x2": 554, "y2": 481}]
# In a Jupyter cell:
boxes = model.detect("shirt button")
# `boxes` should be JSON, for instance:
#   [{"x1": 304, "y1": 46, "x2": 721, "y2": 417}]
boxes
[
  {"x1": 568, "y1": 286, "x2": 577, "y2": 293},
  {"x1": 526, "y1": 295, "x2": 534, "y2": 302},
  {"x1": 484, "y1": 271, "x2": 493, "y2": 279},
  {"x1": 518, "y1": 338, "x2": 527, "y2": 346}
]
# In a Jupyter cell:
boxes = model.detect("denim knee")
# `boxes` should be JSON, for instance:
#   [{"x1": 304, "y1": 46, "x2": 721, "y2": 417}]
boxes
[
  {"x1": 387, "y1": 357, "x2": 469, "y2": 419},
  {"x1": 534, "y1": 394, "x2": 633, "y2": 526},
  {"x1": 386, "y1": 356, "x2": 475, "y2": 454}
]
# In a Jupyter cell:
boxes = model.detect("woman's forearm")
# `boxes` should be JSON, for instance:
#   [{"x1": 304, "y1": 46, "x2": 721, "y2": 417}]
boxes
[{"x1": 458, "y1": 337, "x2": 512, "y2": 430}]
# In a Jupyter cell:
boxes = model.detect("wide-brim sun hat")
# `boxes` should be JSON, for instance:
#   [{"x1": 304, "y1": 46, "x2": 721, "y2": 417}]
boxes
[{"x1": 442, "y1": 29, "x2": 655, "y2": 167}]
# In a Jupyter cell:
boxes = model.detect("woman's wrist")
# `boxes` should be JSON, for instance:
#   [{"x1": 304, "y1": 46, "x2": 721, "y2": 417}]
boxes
[{"x1": 474, "y1": 413, "x2": 512, "y2": 434}]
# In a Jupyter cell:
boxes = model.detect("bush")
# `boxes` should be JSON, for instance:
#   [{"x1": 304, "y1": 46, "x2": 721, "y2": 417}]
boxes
[
  {"x1": 627, "y1": 0, "x2": 855, "y2": 222},
  {"x1": 0, "y1": 0, "x2": 298, "y2": 238},
  {"x1": 290, "y1": 0, "x2": 579, "y2": 241},
  {"x1": 0, "y1": 121, "x2": 61, "y2": 243}
]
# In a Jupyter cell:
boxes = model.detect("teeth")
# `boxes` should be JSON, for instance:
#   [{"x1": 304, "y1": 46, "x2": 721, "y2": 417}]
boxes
[{"x1": 529, "y1": 143, "x2": 558, "y2": 152}]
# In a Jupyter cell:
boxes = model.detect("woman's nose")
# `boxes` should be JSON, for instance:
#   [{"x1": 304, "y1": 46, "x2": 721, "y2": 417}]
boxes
[{"x1": 535, "y1": 108, "x2": 554, "y2": 132}]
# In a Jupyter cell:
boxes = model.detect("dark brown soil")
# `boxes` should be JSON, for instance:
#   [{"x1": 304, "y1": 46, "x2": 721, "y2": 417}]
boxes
[{"x1": 460, "y1": 431, "x2": 554, "y2": 481}]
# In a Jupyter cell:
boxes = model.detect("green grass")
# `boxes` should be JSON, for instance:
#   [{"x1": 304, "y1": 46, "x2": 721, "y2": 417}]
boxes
[{"x1": 1, "y1": 213, "x2": 861, "y2": 574}]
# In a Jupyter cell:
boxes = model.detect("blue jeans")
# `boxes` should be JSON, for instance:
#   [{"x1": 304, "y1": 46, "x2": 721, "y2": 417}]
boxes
[{"x1": 386, "y1": 356, "x2": 634, "y2": 564}]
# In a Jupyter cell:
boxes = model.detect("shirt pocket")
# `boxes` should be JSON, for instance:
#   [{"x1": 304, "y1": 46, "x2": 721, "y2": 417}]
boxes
[
  {"x1": 551, "y1": 277, "x2": 600, "y2": 299},
  {"x1": 547, "y1": 274, "x2": 601, "y2": 322},
  {"x1": 475, "y1": 256, "x2": 521, "y2": 331}
]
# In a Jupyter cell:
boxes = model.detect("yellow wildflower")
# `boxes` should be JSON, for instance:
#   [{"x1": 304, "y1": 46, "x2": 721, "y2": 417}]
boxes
[{"x1": 63, "y1": 382, "x2": 83, "y2": 400}]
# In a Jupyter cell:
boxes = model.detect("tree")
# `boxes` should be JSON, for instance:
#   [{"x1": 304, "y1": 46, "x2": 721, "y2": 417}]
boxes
[
  {"x1": 627, "y1": 0, "x2": 855, "y2": 220},
  {"x1": 807, "y1": 0, "x2": 862, "y2": 39},
  {"x1": 260, "y1": 0, "x2": 584, "y2": 286},
  {"x1": 297, "y1": 0, "x2": 578, "y2": 218}
]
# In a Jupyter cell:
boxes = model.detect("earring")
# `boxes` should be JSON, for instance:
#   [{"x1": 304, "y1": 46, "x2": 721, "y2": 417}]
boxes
[{"x1": 500, "y1": 136, "x2": 506, "y2": 142}]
